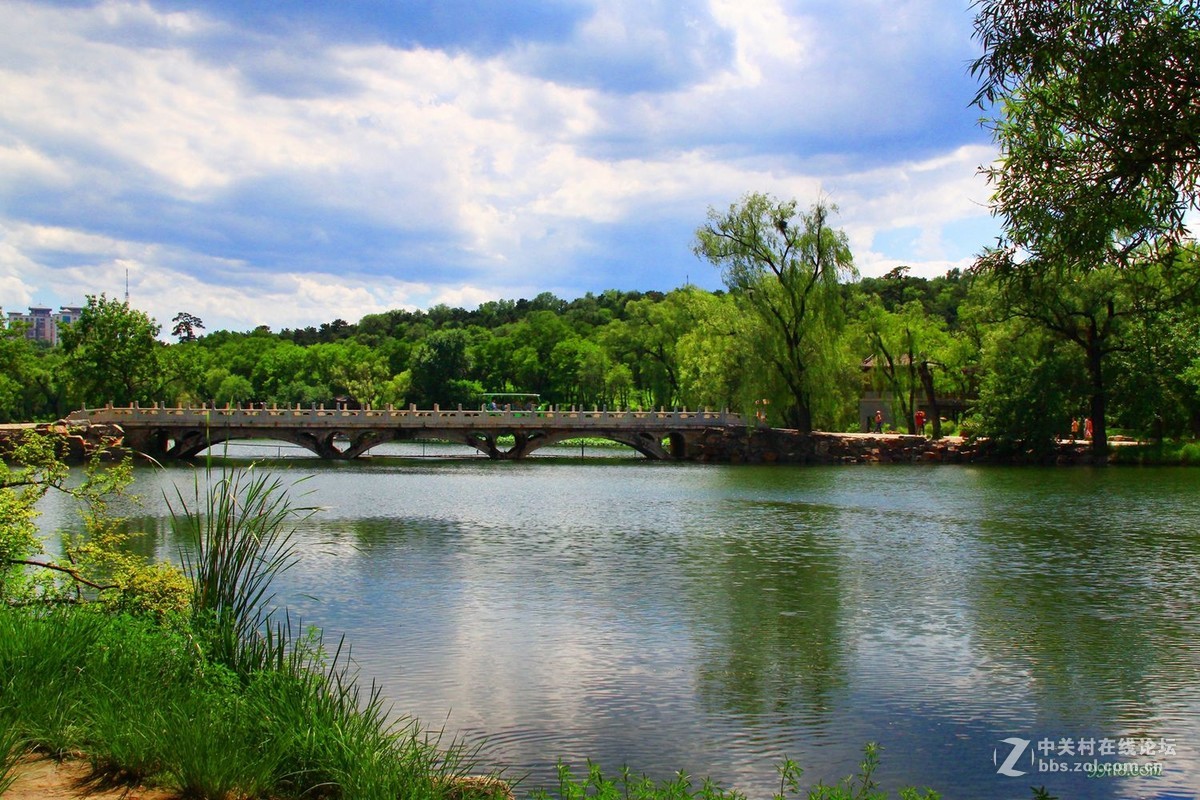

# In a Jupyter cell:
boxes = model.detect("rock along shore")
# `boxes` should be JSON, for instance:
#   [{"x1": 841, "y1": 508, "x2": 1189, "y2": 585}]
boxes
[
  {"x1": 0, "y1": 421, "x2": 124, "y2": 461},
  {"x1": 686, "y1": 426, "x2": 1102, "y2": 465}
]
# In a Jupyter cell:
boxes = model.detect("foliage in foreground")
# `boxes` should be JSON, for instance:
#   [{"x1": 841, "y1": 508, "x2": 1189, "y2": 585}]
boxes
[
  {"x1": 0, "y1": 606, "x2": 474, "y2": 800},
  {"x1": 0, "y1": 430, "x2": 189, "y2": 614},
  {"x1": 0, "y1": 442, "x2": 480, "y2": 799}
]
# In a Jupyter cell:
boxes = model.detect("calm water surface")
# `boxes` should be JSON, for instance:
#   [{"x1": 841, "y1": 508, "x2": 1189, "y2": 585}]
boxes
[{"x1": 38, "y1": 449, "x2": 1200, "y2": 799}]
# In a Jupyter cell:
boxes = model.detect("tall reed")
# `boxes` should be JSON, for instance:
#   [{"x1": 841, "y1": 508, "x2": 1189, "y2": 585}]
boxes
[
  {"x1": 167, "y1": 467, "x2": 477, "y2": 797},
  {"x1": 0, "y1": 624, "x2": 19, "y2": 794},
  {"x1": 170, "y1": 466, "x2": 314, "y2": 673}
]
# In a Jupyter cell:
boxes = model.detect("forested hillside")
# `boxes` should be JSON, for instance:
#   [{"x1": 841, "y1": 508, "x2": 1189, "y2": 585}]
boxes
[{"x1": 6, "y1": 250, "x2": 1199, "y2": 457}]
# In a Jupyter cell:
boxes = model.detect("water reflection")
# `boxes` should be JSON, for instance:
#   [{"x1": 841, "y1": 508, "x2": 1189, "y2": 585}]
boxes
[
  {"x1": 684, "y1": 510, "x2": 845, "y2": 719},
  {"x1": 31, "y1": 461, "x2": 1200, "y2": 799}
]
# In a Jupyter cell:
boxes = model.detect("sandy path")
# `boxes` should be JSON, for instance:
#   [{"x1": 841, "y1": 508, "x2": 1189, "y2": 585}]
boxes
[{"x1": 4, "y1": 756, "x2": 176, "y2": 799}]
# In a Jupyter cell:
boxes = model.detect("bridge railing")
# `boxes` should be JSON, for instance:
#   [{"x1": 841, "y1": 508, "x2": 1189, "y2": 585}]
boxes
[{"x1": 70, "y1": 404, "x2": 744, "y2": 428}]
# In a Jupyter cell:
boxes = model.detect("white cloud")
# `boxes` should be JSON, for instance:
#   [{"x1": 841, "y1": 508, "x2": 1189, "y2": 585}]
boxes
[
  {"x1": 0, "y1": 0, "x2": 1001, "y2": 326},
  {"x1": 708, "y1": 0, "x2": 810, "y2": 86},
  {"x1": 1, "y1": 221, "x2": 404, "y2": 332},
  {"x1": 830, "y1": 144, "x2": 999, "y2": 276}
]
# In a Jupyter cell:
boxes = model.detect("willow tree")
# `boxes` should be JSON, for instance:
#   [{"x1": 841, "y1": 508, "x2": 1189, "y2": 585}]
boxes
[
  {"x1": 860, "y1": 299, "x2": 953, "y2": 438},
  {"x1": 694, "y1": 194, "x2": 856, "y2": 431}
]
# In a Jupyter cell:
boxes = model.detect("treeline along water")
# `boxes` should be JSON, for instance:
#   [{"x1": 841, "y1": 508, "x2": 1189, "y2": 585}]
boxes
[{"x1": 36, "y1": 453, "x2": 1200, "y2": 798}]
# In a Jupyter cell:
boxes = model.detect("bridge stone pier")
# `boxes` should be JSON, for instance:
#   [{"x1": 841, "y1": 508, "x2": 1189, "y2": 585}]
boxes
[{"x1": 66, "y1": 405, "x2": 745, "y2": 461}]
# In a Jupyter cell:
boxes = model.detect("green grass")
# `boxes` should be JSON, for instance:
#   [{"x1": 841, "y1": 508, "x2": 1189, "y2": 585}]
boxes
[
  {"x1": 1108, "y1": 440, "x2": 1200, "y2": 465},
  {"x1": 0, "y1": 605, "x2": 473, "y2": 799},
  {"x1": 0, "y1": 708, "x2": 23, "y2": 796},
  {"x1": 531, "y1": 746, "x2": 941, "y2": 800}
]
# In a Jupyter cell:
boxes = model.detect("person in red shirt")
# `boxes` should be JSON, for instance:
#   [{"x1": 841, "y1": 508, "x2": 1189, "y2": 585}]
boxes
[{"x1": 915, "y1": 409, "x2": 926, "y2": 435}]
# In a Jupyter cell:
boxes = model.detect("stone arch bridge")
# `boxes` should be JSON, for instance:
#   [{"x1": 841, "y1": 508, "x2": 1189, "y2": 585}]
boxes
[{"x1": 66, "y1": 405, "x2": 746, "y2": 461}]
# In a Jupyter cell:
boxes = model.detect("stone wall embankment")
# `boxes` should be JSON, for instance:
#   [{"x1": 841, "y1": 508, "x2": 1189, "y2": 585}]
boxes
[
  {"x1": 686, "y1": 427, "x2": 1098, "y2": 465},
  {"x1": 0, "y1": 421, "x2": 124, "y2": 461}
]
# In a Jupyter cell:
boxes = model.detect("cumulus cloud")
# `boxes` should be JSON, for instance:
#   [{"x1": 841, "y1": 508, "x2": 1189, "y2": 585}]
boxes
[{"x1": 1, "y1": 0, "x2": 1000, "y2": 330}]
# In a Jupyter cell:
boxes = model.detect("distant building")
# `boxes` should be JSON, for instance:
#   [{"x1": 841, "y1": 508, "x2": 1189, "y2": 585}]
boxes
[{"x1": 5, "y1": 305, "x2": 84, "y2": 346}]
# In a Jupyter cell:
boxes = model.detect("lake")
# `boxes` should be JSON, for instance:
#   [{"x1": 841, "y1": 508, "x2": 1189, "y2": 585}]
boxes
[{"x1": 35, "y1": 445, "x2": 1200, "y2": 799}]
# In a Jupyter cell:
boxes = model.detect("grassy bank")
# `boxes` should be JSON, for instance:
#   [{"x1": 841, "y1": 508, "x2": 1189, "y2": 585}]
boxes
[
  {"x1": 1109, "y1": 440, "x2": 1200, "y2": 465},
  {"x1": 0, "y1": 607, "x2": 480, "y2": 800}
]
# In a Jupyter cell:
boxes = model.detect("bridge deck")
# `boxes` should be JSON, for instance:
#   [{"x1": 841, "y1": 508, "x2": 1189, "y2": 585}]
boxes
[
  {"x1": 72, "y1": 405, "x2": 740, "y2": 429},
  {"x1": 67, "y1": 405, "x2": 745, "y2": 460}
]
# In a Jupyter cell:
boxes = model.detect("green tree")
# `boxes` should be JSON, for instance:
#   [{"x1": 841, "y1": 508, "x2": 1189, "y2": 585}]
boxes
[
  {"x1": 0, "y1": 318, "x2": 42, "y2": 422},
  {"x1": 976, "y1": 248, "x2": 1200, "y2": 454},
  {"x1": 213, "y1": 374, "x2": 255, "y2": 406},
  {"x1": 859, "y1": 299, "x2": 953, "y2": 437},
  {"x1": 170, "y1": 312, "x2": 205, "y2": 343},
  {"x1": 694, "y1": 194, "x2": 857, "y2": 431},
  {"x1": 21, "y1": 347, "x2": 70, "y2": 421},
  {"x1": 970, "y1": 320, "x2": 1087, "y2": 460},
  {"x1": 1111, "y1": 306, "x2": 1200, "y2": 439},
  {"x1": 156, "y1": 341, "x2": 211, "y2": 406},
  {"x1": 603, "y1": 289, "x2": 708, "y2": 409},
  {"x1": 604, "y1": 362, "x2": 635, "y2": 409},
  {"x1": 250, "y1": 341, "x2": 311, "y2": 403},
  {"x1": 674, "y1": 289, "x2": 762, "y2": 415},
  {"x1": 60, "y1": 295, "x2": 162, "y2": 408},
  {"x1": 1, "y1": 431, "x2": 187, "y2": 613},
  {"x1": 501, "y1": 311, "x2": 573, "y2": 401},
  {"x1": 313, "y1": 341, "x2": 393, "y2": 407},
  {"x1": 972, "y1": 0, "x2": 1200, "y2": 267},
  {"x1": 409, "y1": 329, "x2": 479, "y2": 407},
  {"x1": 973, "y1": 1, "x2": 1200, "y2": 455}
]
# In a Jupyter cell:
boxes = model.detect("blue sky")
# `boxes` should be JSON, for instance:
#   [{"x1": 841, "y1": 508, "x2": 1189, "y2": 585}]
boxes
[{"x1": 1, "y1": 0, "x2": 1000, "y2": 333}]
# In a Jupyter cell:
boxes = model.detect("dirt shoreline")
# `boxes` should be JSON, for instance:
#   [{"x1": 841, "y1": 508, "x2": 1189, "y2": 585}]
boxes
[{"x1": 5, "y1": 755, "x2": 175, "y2": 800}]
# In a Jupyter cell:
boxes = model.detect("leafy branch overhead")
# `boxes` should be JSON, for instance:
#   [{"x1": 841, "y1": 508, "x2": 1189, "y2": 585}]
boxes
[
  {"x1": 972, "y1": 0, "x2": 1200, "y2": 266},
  {"x1": 0, "y1": 431, "x2": 189, "y2": 615}
]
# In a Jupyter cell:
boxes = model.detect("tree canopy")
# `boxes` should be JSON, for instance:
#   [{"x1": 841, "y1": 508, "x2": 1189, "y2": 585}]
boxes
[
  {"x1": 972, "y1": 0, "x2": 1200, "y2": 456},
  {"x1": 972, "y1": 0, "x2": 1200, "y2": 267},
  {"x1": 60, "y1": 295, "x2": 162, "y2": 408},
  {"x1": 694, "y1": 194, "x2": 857, "y2": 431}
]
